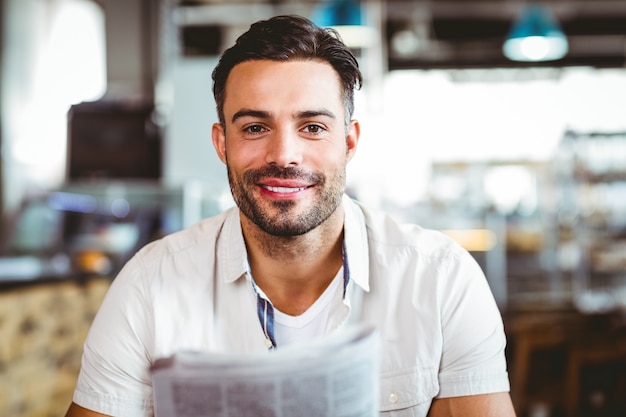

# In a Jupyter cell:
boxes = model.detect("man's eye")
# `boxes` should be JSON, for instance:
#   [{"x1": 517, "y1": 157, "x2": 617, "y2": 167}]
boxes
[
  {"x1": 304, "y1": 124, "x2": 324, "y2": 134},
  {"x1": 244, "y1": 125, "x2": 266, "y2": 134}
]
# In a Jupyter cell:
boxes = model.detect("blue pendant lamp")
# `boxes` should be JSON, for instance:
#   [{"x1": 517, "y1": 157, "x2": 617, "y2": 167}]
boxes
[
  {"x1": 503, "y1": 3, "x2": 568, "y2": 62},
  {"x1": 312, "y1": 0, "x2": 376, "y2": 48}
]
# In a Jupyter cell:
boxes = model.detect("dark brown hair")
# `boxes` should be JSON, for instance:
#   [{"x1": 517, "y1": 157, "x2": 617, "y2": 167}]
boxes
[{"x1": 212, "y1": 15, "x2": 362, "y2": 128}]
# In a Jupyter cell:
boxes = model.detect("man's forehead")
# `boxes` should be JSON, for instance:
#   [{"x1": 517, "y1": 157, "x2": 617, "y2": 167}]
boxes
[
  {"x1": 226, "y1": 59, "x2": 339, "y2": 84},
  {"x1": 222, "y1": 60, "x2": 345, "y2": 119}
]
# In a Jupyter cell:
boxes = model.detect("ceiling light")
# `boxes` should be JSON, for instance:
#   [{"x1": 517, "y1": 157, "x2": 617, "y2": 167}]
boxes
[
  {"x1": 503, "y1": 4, "x2": 568, "y2": 62},
  {"x1": 312, "y1": 0, "x2": 377, "y2": 49}
]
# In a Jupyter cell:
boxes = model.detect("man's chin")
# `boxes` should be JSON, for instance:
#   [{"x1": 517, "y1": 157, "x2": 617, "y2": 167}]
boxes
[{"x1": 268, "y1": 198, "x2": 299, "y2": 210}]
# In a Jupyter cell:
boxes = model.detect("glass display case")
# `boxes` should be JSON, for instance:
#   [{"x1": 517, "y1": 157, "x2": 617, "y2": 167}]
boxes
[
  {"x1": 555, "y1": 130, "x2": 626, "y2": 313},
  {"x1": 0, "y1": 182, "x2": 226, "y2": 280}
]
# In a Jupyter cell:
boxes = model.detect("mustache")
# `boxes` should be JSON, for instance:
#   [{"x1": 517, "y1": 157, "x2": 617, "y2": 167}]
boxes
[{"x1": 242, "y1": 165, "x2": 324, "y2": 185}]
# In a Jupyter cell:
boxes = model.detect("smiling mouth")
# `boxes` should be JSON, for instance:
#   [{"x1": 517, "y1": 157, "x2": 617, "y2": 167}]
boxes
[{"x1": 261, "y1": 185, "x2": 308, "y2": 194}]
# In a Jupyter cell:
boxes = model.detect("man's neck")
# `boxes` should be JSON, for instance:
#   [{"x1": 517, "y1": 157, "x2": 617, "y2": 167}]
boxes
[{"x1": 241, "y1": 208, "x2": 345, "y2": 316}]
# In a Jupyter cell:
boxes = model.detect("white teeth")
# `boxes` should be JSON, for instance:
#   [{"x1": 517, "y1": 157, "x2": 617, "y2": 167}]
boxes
[{"x1": 264, "y1": 186, "x2": 306, "y2": 193}]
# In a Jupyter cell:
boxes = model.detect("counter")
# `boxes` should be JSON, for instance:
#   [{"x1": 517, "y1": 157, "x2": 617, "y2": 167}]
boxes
[{"x1": 0, "y1": 276, "x2": 111, "y2": 417}]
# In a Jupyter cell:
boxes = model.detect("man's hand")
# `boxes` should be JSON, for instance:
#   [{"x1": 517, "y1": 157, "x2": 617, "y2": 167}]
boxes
[{"x1": 428, "y1": 392, "x2": 517, "y2": 417}]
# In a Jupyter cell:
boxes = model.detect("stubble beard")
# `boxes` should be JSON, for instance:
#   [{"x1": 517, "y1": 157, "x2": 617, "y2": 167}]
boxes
[{"x1": 227, "y1": 164, "x2": 345, "y2": 237}]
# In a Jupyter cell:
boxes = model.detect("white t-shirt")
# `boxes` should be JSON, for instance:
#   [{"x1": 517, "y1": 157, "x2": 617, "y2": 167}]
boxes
[
  {"x1": 273, "y1": 267, "x2": 344, "y2": 346},
  {"x1": 73, "y1": 196, "x2": 510, "y2": 417}
]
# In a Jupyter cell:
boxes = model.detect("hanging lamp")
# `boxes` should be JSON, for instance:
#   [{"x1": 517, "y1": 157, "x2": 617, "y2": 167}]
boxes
[
  {"x1": 503, "y1": 3, "x2": 568, "y2": 62},
  {"x1": 312, "y1": 0, "x2": 376, "y2": 48}
]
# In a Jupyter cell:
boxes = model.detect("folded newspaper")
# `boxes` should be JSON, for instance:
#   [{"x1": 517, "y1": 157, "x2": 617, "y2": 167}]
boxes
[{"x1": 151, "y1": 325, "x2": 380, "y2": 417}]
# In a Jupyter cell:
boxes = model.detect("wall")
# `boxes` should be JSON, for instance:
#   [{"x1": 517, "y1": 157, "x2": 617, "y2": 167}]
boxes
[{"x1": 163, "y1": 56, "x2": 229, "y2": 195}]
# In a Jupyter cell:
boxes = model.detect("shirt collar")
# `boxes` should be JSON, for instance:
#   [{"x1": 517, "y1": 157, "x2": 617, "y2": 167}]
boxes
[
  {"x1": 341, "y1": 195, "x2": 370, "y2": 292},
  {"x1": 217, "y1": 195, "x2": 370, "y2": 292},
  {"x1": 220, "y1": 206, "x2": 249, "y2": 284}
]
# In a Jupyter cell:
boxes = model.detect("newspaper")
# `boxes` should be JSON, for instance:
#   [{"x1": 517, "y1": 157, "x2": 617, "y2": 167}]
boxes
[{"x1": 151, "y1": 325, "x2": 380, "y2": 417}]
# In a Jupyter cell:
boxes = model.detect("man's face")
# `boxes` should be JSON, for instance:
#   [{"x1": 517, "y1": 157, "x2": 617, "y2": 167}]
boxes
[{"x1": 212, "y1": 60, "x2": 359, "y2": 237}]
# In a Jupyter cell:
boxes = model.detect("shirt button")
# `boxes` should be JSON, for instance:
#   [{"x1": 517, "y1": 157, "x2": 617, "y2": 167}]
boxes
[{"x1": 389, "y1": 393, "x2": 399, "y2": 404}]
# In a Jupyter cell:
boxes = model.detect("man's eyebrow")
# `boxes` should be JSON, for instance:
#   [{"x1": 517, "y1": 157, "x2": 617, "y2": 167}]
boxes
[
  {"x1": 297, "y1": 109, "x2": 336, "y2": 119},
  {"x1": 231, "y1": 109, "x2": 271, "y2": 124},
  {"x1": 231, "y1": 109, "x2": 336, "y2": 124}
]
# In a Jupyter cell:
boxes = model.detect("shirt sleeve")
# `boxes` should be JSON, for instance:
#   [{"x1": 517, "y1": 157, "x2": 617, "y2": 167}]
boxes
[
  {"x1": 436, "y1": 248, "x2": 511, "y2": 398},
  {"x1": 73, "y1": 255, "x2": 155, "y2": 417}
]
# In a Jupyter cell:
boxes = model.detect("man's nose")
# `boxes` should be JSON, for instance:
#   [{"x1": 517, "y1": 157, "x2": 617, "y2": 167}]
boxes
[{"x1": 265, "y1": 129, "x2": 303, "y2": 167}]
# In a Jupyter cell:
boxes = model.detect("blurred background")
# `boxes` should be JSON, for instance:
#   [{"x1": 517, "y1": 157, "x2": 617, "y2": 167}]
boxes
[{"x1": 0, "y1": 0, "x2": 625, "y2": 416}]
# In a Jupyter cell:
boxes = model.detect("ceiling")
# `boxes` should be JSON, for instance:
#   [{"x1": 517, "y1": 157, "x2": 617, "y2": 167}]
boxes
[{"x1": 176, "y1": 1, "x2": 626, "y2": 70}]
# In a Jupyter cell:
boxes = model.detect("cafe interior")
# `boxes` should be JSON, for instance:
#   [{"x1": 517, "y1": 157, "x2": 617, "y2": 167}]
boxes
[{"x1": 1, "y1": 0, "x2": 625, "y2": 416}]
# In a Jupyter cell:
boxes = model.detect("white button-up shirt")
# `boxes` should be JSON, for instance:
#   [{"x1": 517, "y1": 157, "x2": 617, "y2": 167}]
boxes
[{"x1": 74, "y1": 196, "x2": 510, "y2": 416}]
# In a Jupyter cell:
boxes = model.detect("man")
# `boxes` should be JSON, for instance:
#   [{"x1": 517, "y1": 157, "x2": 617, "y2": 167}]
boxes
[{"x1": 66, "y1": 15, "x2": 516, "y2": 417}]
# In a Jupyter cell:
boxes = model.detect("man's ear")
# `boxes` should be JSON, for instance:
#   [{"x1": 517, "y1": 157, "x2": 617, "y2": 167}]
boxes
[
  {"x1": 345, "y1": 119, "x2": 360, "y2": 162},
  {"x1": 212, "y1": 122, "x2": 227, "y2": 164}
]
